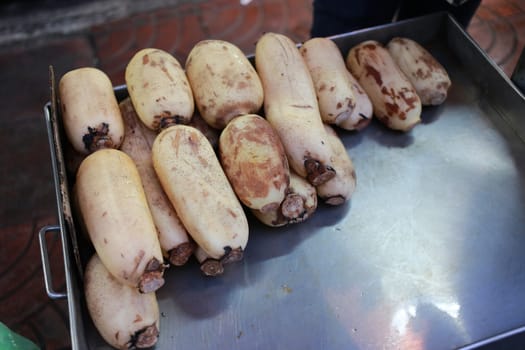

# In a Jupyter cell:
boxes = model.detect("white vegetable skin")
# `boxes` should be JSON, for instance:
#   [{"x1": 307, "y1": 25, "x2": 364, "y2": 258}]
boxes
[
  {"x1": 119, "y1": 98, "x2": 194, "y2": 266},
  {"x1": 336, "y1": 71, "x2": 373, "y2": 131},
  {"x1": 125, "y1": 48, "x2": 194, "y2": 131},
  {"x1": 152, "y1": 125, "x2": 249, "y2": 261},
  {"x1": 85, "y1": 254, "x2": 160, "y2": 349},
  {"x1": 316, "y1": 124, "x2": 356, "y2": 205},
  {"x1": 346, "y1": 40, "x2": 422, "y2": 132},
  {"x1": 300, "y1": 37, "x2": 357, "y2": 126},
  {"x1": 76, "y1": 149, "x2": 165, "y2": 293},
  {"x1": 185, "y1": 39, "x2": 264, "y2": 129},
  {"x1": 219, "y1": 114, "x2": 290, "y2": 212},
  {"x1": 387, "y1": 37, "x2": 451, "y2": 105},
  {"x1": 255, "y1": 32, "x2": 336, "y2": 186},
  {"x1": 59, "y1": 67, "x2": 124, "y2": 154}
]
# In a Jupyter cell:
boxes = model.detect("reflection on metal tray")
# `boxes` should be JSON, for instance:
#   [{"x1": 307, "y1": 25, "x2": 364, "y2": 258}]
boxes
[{"x1": 41, "y1": 12, "x2": 525, "y2": 350}]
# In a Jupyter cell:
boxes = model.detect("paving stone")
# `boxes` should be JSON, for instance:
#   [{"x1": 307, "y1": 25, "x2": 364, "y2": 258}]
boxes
[
  {"x1": 90, "y1": 0, "x2": 313, "y2": 84},
  {"x1": 0, "y1": 36, "x2": 95, "y2": 118},
  {"x1": 0, "y1": 216, "x2": 69, "y2": 349},
  {"x1": 90, "y1": 6, "x2": 208, "y2": 84},
  {"x1": 0, "y1": 35, "x2": 95, "y2": 228},
  {"x1": 468, "y1": 1, "x2": 525, "y2": 76},
  {"x1": 0, "y1": 36, "x2": 93, "y2": 348}
]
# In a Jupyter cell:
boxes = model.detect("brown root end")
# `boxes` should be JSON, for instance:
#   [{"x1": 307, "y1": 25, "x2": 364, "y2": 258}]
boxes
[
  {"x1": 139, "y1": 272, "x2": 165, "y2": 293},
  {"x1": 304, "y1": 158, "x2": 336, "y2": 186},
  {"x1": 221, "y1": 247, "x2": 244, "y2": 265},
  {"x1": 281, "y1": 193, "x2": 305, "y2": 219},
  {"x1": 159, "y1": 115, "x2": 187, "y2": 130},
  {"x1": 138, "y1": 258, "x2": 168, "y2": 293},
  {"x1": 168, "y1": 241, "x2": 196, "y2": 266},
  {"x1": 82, "y1": 122, "x2": 113, "y2": 153},
  {"x1": 133, "y1": 323, "x2": 160, "y2": 348},
  {"x1": 200, "y1": 259, "x2": 224, "y2": 276}
]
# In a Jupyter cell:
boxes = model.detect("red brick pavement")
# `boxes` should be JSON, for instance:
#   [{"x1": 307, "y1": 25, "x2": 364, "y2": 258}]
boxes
[
  {"x1": 90, "y1": 0, "x2": 313, "y2": 85},
  {"x1": 468, "y1": 0, "x2": 525, "y2": 76}
]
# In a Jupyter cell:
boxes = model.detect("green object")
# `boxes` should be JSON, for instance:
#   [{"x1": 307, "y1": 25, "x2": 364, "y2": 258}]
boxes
[{"x1": 0, "y1": 322, "x2": 39, "y2": 350}]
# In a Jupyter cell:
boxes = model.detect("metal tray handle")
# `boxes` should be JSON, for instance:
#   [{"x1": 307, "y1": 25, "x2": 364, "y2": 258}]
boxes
[{"x1": 38, "y1": 224, "x2": 67, "y2": 299}]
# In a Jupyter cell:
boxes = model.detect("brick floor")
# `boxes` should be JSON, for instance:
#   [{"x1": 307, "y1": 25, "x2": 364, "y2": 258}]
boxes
[
  {"x1": 90, "y1": 0, "x2": 313, "y2": 85},
  {"x1": 468, "y1": 0, "x2": 525, "y2": 76},
  {"x1": 0, "y1": 0, "x2": 523, "y2": 348}
]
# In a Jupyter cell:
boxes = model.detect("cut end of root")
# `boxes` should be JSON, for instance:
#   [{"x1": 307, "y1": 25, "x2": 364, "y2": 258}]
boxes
[
  {"x1": 221, "y1": 247, "x2": 244, "y2": 265},
  {"x1": 132, "y1": 323, "x2": 159, "y2": 348},
  {"x1": 158, "y1": 115, "x2": 187, "y2": 130},
  {"x1": 281, "y1": 193, "x2": 305, "y2": 219},
  {"x1": 139, "y1": 272, "x2": 165, "y2": 293},
  {"x1": 169, "y1": 241, "x2": 196, "y2": 266},
  {"x1": 304, "y1": 158, "x2": 336, "y2": 186},
  {"x1": 138, "y1": 257, "x2": 168, "y2": 293},
  {"x1": 82, "y1": 123, "x2": 113, "y2": 153},
  {"x1": 200, "y1": 259, "x2": 224, "y2": 276}
]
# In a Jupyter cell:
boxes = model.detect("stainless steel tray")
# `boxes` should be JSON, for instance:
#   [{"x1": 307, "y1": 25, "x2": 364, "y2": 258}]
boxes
[{"x1": 41, "y1": 13, "x2": 525, "y2": 350}]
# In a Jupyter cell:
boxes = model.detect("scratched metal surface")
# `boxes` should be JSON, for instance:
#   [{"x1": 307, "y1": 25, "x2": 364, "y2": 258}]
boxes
[{"x1": 46, "y1": 13, "x2": 525, "y2": 350}]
